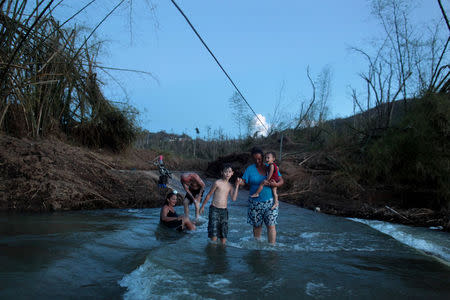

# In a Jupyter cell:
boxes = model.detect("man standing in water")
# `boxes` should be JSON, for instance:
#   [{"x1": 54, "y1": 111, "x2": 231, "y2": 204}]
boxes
[{"x1": 180, "y1": 172, "x2": 205, "y2": 221}]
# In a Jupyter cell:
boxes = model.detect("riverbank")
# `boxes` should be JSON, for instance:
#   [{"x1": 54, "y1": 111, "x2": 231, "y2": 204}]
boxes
[
  {"x1": 0, "y1": 134, "x2": 164, "y2": 211},
  {"x1": 206, "y1": 151, "x2": 450, "y2": 232},
  {"x1": 1, "y1": 134, "x2": 449, "y2": 231}
]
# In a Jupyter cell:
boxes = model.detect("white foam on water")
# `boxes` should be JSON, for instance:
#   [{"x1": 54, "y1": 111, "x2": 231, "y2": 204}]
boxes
[
  {"x1": 292, "y1": 242, "x2": 376, "y2": 253},
  {"x1": 349, "y1": 218, "x2": 450, "y2": 263},
  {"x1": 205, "y1": 275, "x2": 244, "y2": 295},
  {"x1": 300, "y1": 232, "x2": 321, "y2": 239},
  {"x1": 227, "y1": 233, "x2": 377, "y2": 253},
  {"x1": 305, "y1": 281, "x2": 329, "y2": 298},
  {"x1": 261, "y1": 278, "x2": 284, "y2": 291},
  {"x1": 119, "y1": 258, "x2": 203, "y2": 299},
  {"x1": 227, "y1": 235, "x2": 281, "y2": 251},
  {"x1": 195, "y1": 216, "x2": 208, "y2": 225}
]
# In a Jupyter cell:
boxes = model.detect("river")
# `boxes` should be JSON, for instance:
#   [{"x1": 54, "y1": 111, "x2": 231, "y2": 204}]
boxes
[{"x1": 1, "y1": 182, "x2": 449, "y2": 299}]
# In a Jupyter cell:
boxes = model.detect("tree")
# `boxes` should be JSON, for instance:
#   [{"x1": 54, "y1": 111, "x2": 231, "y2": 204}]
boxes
[
  {"x1": 351, "y1": 0, "x2": 449, "y2": 132},
  {"x1": 228, "y1": 91, "x2": 253, "y2": 138},
  {"x1": 294, "y1": 66, "x2": 332, "y2": 130}
]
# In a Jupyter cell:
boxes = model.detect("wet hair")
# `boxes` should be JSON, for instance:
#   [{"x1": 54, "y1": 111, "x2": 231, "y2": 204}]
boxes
[
  {"x1": 266, "y1": 151, "x2": 276, "y2": 159},
  {"x1": 250, "y1": 147, "x2": 263, "y2": 156},
  {"x1": 222, "y1": 163, "x2": 233, "y2": 172}
]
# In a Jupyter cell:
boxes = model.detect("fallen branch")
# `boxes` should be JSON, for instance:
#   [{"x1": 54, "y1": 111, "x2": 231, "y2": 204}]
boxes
[
  {"x1": 385, "y1": 205, "x2": 412, "y2": 221},
  {"x1": 299, "y1": 154, "x2": 316, "y2": 166},
  {"x1": 87, "y1": 153, "x2": 114, "y2": 170},
  {"x1": 279, "y1": 190, "x2": 311, "y2": 197}
]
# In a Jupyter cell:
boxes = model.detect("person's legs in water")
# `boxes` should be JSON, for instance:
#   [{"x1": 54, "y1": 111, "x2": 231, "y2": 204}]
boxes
[
  {"x1": 182, "y1": 216, "x2": 196, "y2": 231},
  {"x1": 183, "y1": 197, "x2": 191, "y2": 219},
  {"x1": 267, "y1": 225, "x2": 276, "y2": 245},
  {"x1": 253, "y1": 226, "x2": 262, "y2": 240},
  {"x1": 194, "y1": 198, "x2": 200, "y2": 221},
  {"x1": 263, "y1": 200, "x2": 278, "y2": 244}
]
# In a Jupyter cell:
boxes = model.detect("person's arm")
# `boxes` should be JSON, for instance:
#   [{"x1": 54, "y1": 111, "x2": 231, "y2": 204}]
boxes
[
  {"x1": 230, "y1": 178, "x2": 241, "y2": 201},
  {"x1": 181, "y1": 179, "x2": 195, "y2": 200},
  {"x1": 194, "y1": 174, "x2": 205, "y2": 201},
  {"x1": 240, "y1": 166, "x2": 251, "y2": 187},
  {"x1": 199, "y1": 181, "x2": 217, "y2": 214},
  {"x1": 270, "y1": 176, "x2": 284, "y2": 188},
  {"x1": 160, "y1": 206, "x2": 181, "y2": 222}
]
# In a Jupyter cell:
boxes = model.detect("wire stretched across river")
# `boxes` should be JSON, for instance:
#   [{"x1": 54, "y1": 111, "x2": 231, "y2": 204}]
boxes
[{"x1": 169, "y1": 0, "x2": 268, "y2": 132}]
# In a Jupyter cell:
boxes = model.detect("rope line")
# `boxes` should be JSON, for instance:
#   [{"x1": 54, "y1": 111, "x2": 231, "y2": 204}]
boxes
[{"x1": 169, "y1": 0, "x2": 268, "y2": 132}]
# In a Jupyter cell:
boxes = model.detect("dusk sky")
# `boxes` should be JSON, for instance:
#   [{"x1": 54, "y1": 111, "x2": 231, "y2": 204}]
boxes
[{"x1": 53, "y1": 0, "x2": 446, "y2": 138}]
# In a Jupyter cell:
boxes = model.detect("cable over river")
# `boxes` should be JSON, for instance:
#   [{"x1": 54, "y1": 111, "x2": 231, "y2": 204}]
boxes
[{"x1": 1, "y1": 181, "x2": 449, "y2": 299}]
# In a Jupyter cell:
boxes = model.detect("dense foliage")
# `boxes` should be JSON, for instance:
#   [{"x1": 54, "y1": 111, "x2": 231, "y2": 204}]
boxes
[{"x1": 0, "y1": 1, "x2": 137, "y2": 151}]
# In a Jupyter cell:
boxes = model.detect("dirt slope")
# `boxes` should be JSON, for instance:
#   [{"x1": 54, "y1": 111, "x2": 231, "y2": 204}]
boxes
[{"x1": 0, "y1": 135, "x2": 164, "y2": 211}]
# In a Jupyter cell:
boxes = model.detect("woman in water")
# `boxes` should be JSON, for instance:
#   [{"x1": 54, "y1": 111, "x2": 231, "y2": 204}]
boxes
[
  {"x1": 240, "y1": 147, "x2": 284, "y2": 244},
  {"x1": 160, "y1": 192, "x2": 196, "y2": 231}
]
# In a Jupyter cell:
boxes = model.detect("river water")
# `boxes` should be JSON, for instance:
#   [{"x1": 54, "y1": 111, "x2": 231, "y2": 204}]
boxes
[{"x1": 1, "y1": 184, "x2": 449, "y2": 299}]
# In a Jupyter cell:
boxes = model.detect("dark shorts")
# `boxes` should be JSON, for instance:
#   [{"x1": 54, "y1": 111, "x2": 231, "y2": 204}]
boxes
[
  {"x1": 208, "y1": 205, "x2": 228, "y2": 239},
  {"x1": 185, "y1": 188, "x2": 204, "y2": 205},
  {"x1": 247, "y1": 198, "x2": 278, "y2": 227},
  {"x1": 161, "y1": 219, "x2": 182, "y2": 230}
]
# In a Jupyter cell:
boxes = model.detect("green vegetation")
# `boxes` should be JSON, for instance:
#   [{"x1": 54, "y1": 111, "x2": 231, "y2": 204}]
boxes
[
  {"x1": 362, "y1": 94, "x2": 449, "y2": 207},
  {"x1": 0, "y1": 1, "x2": 137, "y2": 151}
]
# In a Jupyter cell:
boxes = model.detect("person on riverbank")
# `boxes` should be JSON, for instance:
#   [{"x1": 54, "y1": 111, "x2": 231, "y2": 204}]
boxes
[
  {"x1": 160, "y1": 191, "x2": 196, "y2": 231},
  {"x1": 180, "y1": 172, "x2": 205, "y2": 221},
  {"x1": 199, "y1": 164, "x2": 241, "y2": 245},
  {"x1": 240, "y1": 147, "x2": 283, "y2": 245},
  {"x1": 154, "y1": 155, "x2": 171, "y2": 188},
  {"x1": 250, "y1": 151, "x2": 280, "y2": 208}
]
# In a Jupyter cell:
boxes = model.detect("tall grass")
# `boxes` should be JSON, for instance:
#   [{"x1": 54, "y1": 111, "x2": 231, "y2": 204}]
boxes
[{"x1": 0, "y1": 0, "x2": 136, "y2": 151}]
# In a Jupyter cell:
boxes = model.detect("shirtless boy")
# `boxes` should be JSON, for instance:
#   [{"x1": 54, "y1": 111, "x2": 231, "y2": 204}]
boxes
[
  {"x1": 199, "y1": 164, "x2": 241, "y2": 245},
  {"x1": 180, "y1": 172, "x2": 205, "y2": 221}
]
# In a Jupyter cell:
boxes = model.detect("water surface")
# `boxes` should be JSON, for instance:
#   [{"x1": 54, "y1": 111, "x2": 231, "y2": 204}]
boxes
[{"x1": 1, "y1": 187, "x2": 449, "y2": 299}]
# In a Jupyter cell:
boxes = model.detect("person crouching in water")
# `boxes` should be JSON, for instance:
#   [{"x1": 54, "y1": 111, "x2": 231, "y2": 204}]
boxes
[
  {"x1": 250, "y1": 151, "x2": 280, "y2": 210},
  {"x1": 180, "y1": 172, "x2": 205, "y2": 221},
  {"x1": 199, "y1": 164, "x2": 241, "y2": 245},
  {"x1": 160, "y1": 192, "x2": 196, "y2": 231}
]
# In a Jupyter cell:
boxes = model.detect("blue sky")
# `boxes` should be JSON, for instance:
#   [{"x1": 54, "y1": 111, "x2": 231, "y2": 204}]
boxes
[{"x1": 54, "y1": 0, "x2": 446, "y2": 138}]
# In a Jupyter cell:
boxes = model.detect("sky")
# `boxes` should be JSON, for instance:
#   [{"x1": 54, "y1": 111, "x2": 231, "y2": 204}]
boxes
[{"x1": 52, "y1": 0, "x2": 447, "y2": 138}]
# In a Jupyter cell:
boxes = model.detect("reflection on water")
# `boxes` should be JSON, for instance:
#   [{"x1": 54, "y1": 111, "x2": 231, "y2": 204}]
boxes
[
  {"x1": 204, "y1": 243, "x2": 228, "y2": 274},
  {"x1": 244, "y1": 250, "x2": 279, "y2": 275},
  {"x1": 154, "y1": 223, "x2": 186, "y2": 243}
]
